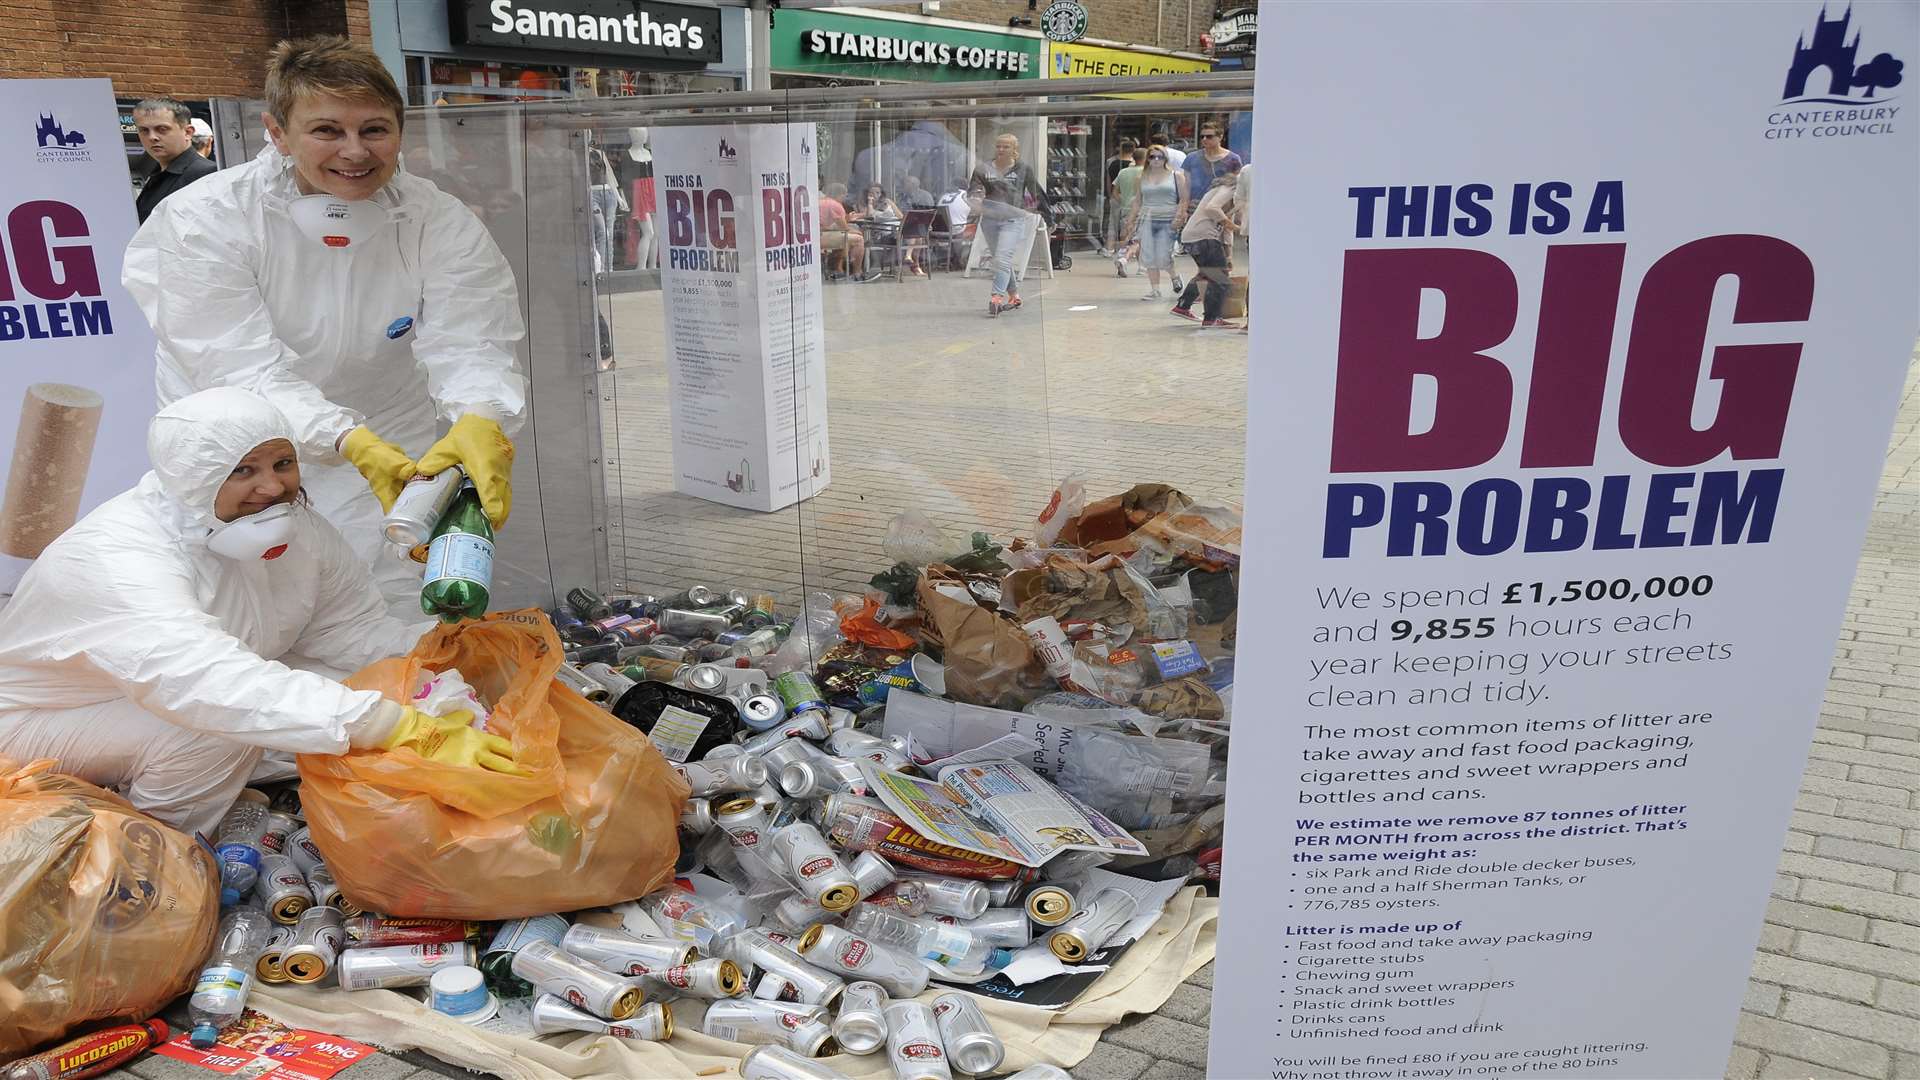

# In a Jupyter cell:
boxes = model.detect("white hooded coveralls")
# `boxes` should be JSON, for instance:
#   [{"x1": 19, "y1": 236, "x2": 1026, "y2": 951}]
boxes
[
  {"x1": 122, "y1": 147, "x2": 528, "y2": 605},
  {"x1": 0, "y1": 389, "x2": 429, "y2": 837}
]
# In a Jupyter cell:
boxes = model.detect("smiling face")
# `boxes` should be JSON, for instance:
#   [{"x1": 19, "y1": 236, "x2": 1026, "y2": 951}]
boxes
[
  {"x1": 214, "y1": 440, "x2": 301, "y2": 523},
  {"x1": 263, "y1": 92, "x2": 401, "y2": 200}
]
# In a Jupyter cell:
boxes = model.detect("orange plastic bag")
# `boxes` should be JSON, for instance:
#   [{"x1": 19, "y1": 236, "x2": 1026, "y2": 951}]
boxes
[
  {"x1": 0, "y1": 757, "x2": 219, "y2": 1056},
  {"x1": 296, "y1": 610, "x2": 688, "y2": 919}
]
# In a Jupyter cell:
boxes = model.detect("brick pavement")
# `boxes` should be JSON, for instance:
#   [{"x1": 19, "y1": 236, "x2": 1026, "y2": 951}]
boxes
[{"x1": 110, "y1": 271, "x2": 1919, "y2": 1079}]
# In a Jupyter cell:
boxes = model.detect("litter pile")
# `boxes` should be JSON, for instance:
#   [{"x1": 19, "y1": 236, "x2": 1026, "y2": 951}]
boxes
[{"x1": 2, "y1": 481, "x2": 1237, "y2": 1080}]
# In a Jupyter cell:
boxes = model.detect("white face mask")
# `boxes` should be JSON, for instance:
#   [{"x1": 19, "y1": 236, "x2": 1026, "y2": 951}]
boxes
[
  {"x1": 287, "y1": 193, "x2": 392, "y2": 250},
  {"x1": 207, "y1": 504, "x2": 297, "y2": 562}
]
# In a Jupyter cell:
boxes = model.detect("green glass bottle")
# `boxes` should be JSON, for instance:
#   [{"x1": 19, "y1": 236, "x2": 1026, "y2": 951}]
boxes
[{"x1": 421, "y1": 481, "x2": 493, "y2": 622}]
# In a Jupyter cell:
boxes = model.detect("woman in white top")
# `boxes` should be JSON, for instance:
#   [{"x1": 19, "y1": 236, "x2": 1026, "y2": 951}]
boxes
[{"x1": 1127, "y1": 148, "x2": 1190, "y2": 300}]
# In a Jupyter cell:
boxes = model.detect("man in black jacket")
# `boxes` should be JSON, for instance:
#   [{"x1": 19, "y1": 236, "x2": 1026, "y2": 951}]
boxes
[{"x1": 133, "y1": 99, "x2": 217, "y2": 223}]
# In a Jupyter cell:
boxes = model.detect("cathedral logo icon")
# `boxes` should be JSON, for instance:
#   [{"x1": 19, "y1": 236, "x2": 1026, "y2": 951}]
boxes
[
  {"x1": 32, "y1": 112, "x2": 92, "y2": 162},
  {"x1": 1782, "y1": 4, "x2": 1903, "y2": 103}
]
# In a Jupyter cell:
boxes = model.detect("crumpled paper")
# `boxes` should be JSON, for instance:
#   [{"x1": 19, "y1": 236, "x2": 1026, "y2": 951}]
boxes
[{"x1": 915, "y1": 565, "x2": 1048, "y2": 710}]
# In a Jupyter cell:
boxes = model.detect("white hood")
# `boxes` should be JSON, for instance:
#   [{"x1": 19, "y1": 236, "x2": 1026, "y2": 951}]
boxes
[{"x1": 147, "y1": 386, "x2": 297, "y2": 531}]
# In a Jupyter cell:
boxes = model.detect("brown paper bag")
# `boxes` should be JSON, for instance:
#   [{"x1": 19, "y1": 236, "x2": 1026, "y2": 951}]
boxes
[{"x1": 916, "y1": 567, "x2": 1048, "y2": 710}]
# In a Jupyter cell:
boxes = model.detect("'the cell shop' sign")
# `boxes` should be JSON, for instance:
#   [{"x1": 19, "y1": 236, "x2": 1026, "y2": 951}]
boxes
[
  {"x1": 0, "y1": 79, "x2": 155, "y2": 590},
  {"x1": 1213, "y1": 5, "x2": 1915, "y2": 1080}
]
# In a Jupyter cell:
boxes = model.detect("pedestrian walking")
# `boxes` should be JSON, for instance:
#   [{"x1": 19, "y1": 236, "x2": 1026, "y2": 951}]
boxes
[
  {"x1": 1170, "y1": 164, "x2": 1242, "y2": 328},
  {"x1": 1127, "y1": 146, "x2": 1188, "y2": 300},
  {"x1": 1110, "y1": 146, "x2": 1146, "y2": 277},
  {"x1": 967, "y1": 132, "x2": 1051, "y2": 316}
]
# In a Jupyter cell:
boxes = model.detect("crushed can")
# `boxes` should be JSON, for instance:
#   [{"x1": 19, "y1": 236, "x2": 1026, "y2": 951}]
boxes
[
  {"x1": 281, "y1": 906, "x2": 345, "y2": 985},
  {"x1": 770, "y1": 822, "x2": 860, "y2": 912},
  {"x1": 530, "y1": 994, "x2": 673, "y2": 1041},
  {"x1": 257, "y1": 852, "x2": 311, "y2": 924},
  {"x1": 702, "y1": 998, "x2": 833, "y2": 1056},
  {"x1": 884, "y1": 1000, "x2": 953, "y2": 1080},
  {"x1": 740, "y1": 1044, "x2": 856, "y2": 1079},
  {"x1": 511, "y1": 940, "x2": 645, "y2": 1020},
  {"x1": 732, "y1": 929, "x2": 846, "y2": 1007},
  {"x1": 931, "y1": 992, "x2": 1004, "y2": 1076},
  {"x1": 1045, "y1": 887, "x2": 1139, "y2": 963},
  {"x1": 832, "y1": 980, "x2": 889, "y2": 1055},
  {"x1": 561, "y1": 923, "x2": 696, "y2": 977}
]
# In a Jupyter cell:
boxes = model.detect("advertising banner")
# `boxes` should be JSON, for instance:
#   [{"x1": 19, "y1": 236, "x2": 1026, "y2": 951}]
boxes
[
  {"x1": 1211, "y1": 4, "x2": 1917, "y2": 1079},
  {"x1": 769, "y1": 10, "x2": 1042, "y2": 83},
  {"x1": 0, "y1": 79, "x2": 156, "y2": 593},
  {"x1": 653, "y1": 123, "x2": 829, "y2": 513},
  {"x1": 1045, "y1": 41, "x2": 1212, "y2": 97}
]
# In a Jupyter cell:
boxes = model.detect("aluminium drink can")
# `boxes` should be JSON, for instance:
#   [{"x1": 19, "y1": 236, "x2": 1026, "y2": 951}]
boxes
[
  {"x1": 257, "y1": 852, "x2": 312, "y2": 924},
  {"x1": 769, "y1": 822, "x2": 859, "y2": 912},
  {"x1": 256, "y1": 923, "x2": 295, "y2": 983},
  {"x1": 984, "y1": 879, "x2": 1025, "y2": 907},
  {"x1": 702, "y1": 999, "x2": 833, "y2": 1056},
  {"x1": 884, "y1": 1000, "x2": 953, "y2": 1080},
  {"x1": 1045, "y1": 887, "x2": 1139, "y2": 963},
  {"x1": 579, "y1": 662, "x2": 637, "y2": 698},
  {"x1": 739, "y1": 1044, "x2": 856, "y2": 1079},
  {"x1": 824, "y1": 729, "x2": 910, "y2": 772},
  {"x1": 754, "y1": 973, "x2": 795, "y2": 1001},
  {"x1": 554, "y1": 662, "x2": 609, "y2": 703},
  {"x1": 733, "y1": 930, "x2": 846, "y2": 1007},
  {"x1": 680, "y1": 798, "x2": 716, "y2": 835},
  {"x1": 850, "y1": 850, "x2": 897, "y2": 899},
  {"x1": 384, "y1": 467, "x2": 464, "y2": 548},
  {"x1": 931, "y1": 992, "x2": 1004, "y2": 1076},
  {"x1": 259, "y1": 811, "x2": 302, "y2": 856},
  {"x1": 337, "y1": 942, "x2": 479, "y2": 990},
  {"x1": 831, "y1": 980, "x2": 889, "y2": 1055},
  {"x1": 302, "y1": 862, "x2": 360, "y2": 916},
  {"x1": 678, "y1": 758, "x2": 763, "y2": 797},
  {"x1": 736, "y1": 691, "x2": 786, "y2": 731},
  {"x1": 530, "y1": 994, "x2": 673, "y2": 1041},
  {"x1": 1024, "y1": 883, "x2": 1076, "y2": 926},
  {"x1": 511, "y1": 940, "x2": 645, "y2": 1020},
  {"x1": 772, "y1": 894, "x2": 834, "y2": 934},
  {"x1": 798, "y1": 923, "x2": 929, "y2": 999},
  {"x1": 285, "y1": 826, "x2": 326, "y2": 878},
  {"x1": 771, "y1": 671, "x2": 826, "y2": 716},
  {"x1": 560, "y1": 923, "x2": 695, "y2": 977},
  {"x1": 281, "y1": 906, "x2": 345, "y2": 985},
  {"x1": 647, "y1": 956, "x2": 745, "y2": 999}
]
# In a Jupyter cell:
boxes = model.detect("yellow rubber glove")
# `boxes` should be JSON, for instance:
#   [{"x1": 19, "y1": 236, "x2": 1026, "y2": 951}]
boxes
[
  {"x1": 416, "y1": 415, "x2": 514, "y2": 530},
  {"x1": 340, "y1": 426, "x2": 418, "y2": 513},
  {"x1": 378, "y1": 707, "x2": 531, "y2": 776}
]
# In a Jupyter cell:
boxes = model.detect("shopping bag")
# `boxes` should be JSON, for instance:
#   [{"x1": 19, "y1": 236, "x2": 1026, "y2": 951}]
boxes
[
  {"x1": 296, "y1": 610, "x2": 688, "y2": 919},
  {"x1": 0, "y1": 758, "x2": 219, "y2": 1056}
]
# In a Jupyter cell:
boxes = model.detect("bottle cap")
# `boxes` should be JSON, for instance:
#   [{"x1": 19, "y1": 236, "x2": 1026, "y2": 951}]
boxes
[{"x1": 190, "y1": 1022, "x2": 219, "y2": 1049}]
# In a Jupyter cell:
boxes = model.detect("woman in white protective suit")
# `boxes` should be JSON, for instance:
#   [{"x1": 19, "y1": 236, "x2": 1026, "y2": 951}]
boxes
[
  {"x1": 122, "y1": 35, "x2": 526, "y2": 608},
  {"x1": 0, "y1": 388, "x2": 528, "y2": 840}
]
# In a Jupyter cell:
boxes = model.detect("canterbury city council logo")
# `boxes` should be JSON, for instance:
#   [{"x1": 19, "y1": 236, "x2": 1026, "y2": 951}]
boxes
[
  {"x1": 33, "y1": 111, "x2": 93, "y2": 163},
  {"x1": 1765, "y1": 4, "x2": 1903, "y2": 142}
]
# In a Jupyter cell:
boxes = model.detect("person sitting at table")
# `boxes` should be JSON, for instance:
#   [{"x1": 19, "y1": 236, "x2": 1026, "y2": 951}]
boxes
[
  {"x1": 819, "y1": 183, "x2": 869, "y2": 281},
  {"x1": 849, "y1": 184, "x2": 910, "y2": 277}
]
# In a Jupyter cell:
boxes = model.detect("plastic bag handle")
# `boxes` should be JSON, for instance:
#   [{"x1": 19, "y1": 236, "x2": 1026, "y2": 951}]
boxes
[{"x1": 0, "y1": 758, "x2": 59, "y2": 798}]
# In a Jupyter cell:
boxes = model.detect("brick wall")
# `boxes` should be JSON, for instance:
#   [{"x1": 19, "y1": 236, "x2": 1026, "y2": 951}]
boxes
[
  {"x1": 0, "y1": 0, "x2": 371, "y2": 101},
  {"x1": 874, "y1": 0, "x2": 1215, "y2": 53}
]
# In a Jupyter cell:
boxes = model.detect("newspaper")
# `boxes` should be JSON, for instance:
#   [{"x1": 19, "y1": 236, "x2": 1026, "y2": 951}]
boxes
[{"x1": 861, "y1": 758, "x2": 1145, "y2": 868}]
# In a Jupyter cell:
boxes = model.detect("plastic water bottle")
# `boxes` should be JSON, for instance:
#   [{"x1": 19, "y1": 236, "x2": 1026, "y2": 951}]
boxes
[
  {"x1": 189, "y1": 906, "x2": 274, "y2": 1047},
  {"x1": 421, "y1": 480, "x2": 493, "y2": 622},
  {"x1": 212, "y1": 798, "x2": 269, "y2": 907},
  {"x1": 844, "y1": 904, "x2": 994, "y2": 967}
]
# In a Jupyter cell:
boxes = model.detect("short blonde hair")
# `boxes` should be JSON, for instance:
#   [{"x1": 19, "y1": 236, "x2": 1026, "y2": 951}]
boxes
[{"x1": 265, "y1": 35, "x2": 405, "y2": 129}]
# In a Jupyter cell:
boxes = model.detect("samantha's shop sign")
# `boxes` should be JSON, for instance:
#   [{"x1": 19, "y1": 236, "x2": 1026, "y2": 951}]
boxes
[{"x1": 450, "y1": 0, "x2": 722, "y2": 63}]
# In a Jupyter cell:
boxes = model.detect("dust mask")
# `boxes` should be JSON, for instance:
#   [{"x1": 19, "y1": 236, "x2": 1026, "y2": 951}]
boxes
[
  {"x1": 207, "y1": 504, "x2": 296, "y2": 561},
  {"x1": 287, "y1": 193, "x2": 391, "y2": 249}
]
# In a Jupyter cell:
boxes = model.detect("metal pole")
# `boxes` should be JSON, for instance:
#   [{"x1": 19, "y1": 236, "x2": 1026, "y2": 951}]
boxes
[{"x1": 750, "y1": 0, "x2": 772, "y2": 91}]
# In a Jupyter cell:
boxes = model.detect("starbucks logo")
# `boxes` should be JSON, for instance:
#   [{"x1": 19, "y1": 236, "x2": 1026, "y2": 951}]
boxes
[{"x1": 1041, "y1": 0, "x2": 1088, "y2": 43}]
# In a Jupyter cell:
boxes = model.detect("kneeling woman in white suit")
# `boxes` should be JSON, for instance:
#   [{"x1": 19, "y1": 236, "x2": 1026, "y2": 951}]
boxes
[{"x1": 0, "y1": 388, "x2": 526, "y2": 837}]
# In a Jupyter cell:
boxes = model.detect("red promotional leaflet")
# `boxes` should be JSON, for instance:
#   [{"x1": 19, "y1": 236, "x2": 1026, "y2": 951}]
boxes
[{"x1": 153, "y1": 1012, "x2": 373, "y2": 1080}]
